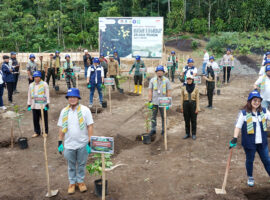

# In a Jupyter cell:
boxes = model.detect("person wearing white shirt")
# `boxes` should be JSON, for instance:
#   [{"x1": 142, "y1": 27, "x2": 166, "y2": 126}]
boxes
[
  {"x1": 261, "y1": 52, "x2": 270, "y2": 66},
  {"x1": 229, "y1": 90, "x2": 270, "y2": 187},
  {"x1": 202, "y1": 49, "x2": 209, "y2": 75},
  {"x1": 254, "y1": 64, "x2": 270, "y2": 109},
  {"x1": 57, "y1": 88, "x2": 94, "y2": 194},
  {"x1": 0, "y1": 69, "x2": 6, "y2": 110},
  {"x1": 259, "y1": 59, "x2": 270, "y2": 76},
  {"x1": 181, "y1": 58, "x2": 198, "y2": 85}
]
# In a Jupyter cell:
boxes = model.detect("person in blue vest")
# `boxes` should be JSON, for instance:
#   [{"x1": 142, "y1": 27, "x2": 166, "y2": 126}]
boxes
[
  {"x1": 2, "y1": 55, "x2": 15, "y2": 105},
  {"x1": 181, "y1": 58, "x2": 198, "y2": 85},
  {"x1": 113, "y1": 50, "x2": 120, "y2": 66},
  {"x1": 87, "y1": 58, "x2": 104, "y2": 108},
  {"x1": 230, "y1": 90, "x2": 270, "y2": 187}
]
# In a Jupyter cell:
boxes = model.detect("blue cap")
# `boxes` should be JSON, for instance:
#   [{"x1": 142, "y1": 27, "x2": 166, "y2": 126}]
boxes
[
  {"x1": 100, "y1": 53, "x2": 104, "y2": 57},
  {"x1": 55, "y1": 50, "x2": 60, "y2": 54},
  {"x1": 155, "y1": 65, "x2": 165, "y2": 72},
  {"x1": 187, "y1": 58, "x2": 194, "y2": 63},
  {"x1": 33, "y1": 71, "x2": 42, "y2": 78},
  {"x1": 29, "y1": 54, "x2": 35, "y2": 59},
  {"x1": 247, "y1": 90, "x2": 262, "y2": 101},
  {"x1": 209, "y1": 56, "x2": 215, "y2": 60},
  {"x1": 266, "y1": 52, "x2": 270, "y2": 56},
  {"x1": 227, "y1": 48, "x2": 231, "y2": 52},
  {"x1": 114, "y1": 50, "x2": 118, "y2": 53},
  {"x1": 93, "y1": 57, "x2": 100, "y2": 63},
  {"x1": 264, "y1": 59, "x2": 270, "y2": 66},
  {"x1": 171, "y1": 51, "x2": 175, "y2": 54},
  {"x1": 65, "y1": 54, "x2": 70, "y2": 59},
  {"x1": 66, "y1": 88, "x2": 81, "y2": 99},
  {"x1": 136, "y1": 55, "x2": 141, "y2": 60},
  {"x1": 10, "y1": 52, "x2": 16, "y2": 55},
  {"x1": 265, "y1": 65, "x2": 270, "y2": 72}
]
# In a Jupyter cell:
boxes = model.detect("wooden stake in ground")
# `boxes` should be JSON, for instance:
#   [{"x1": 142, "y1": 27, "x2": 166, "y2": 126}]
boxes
[
  {"x1": 128, "y1": 76, "x2": 131, "y2": 92},
  {"x1": 102, "y1": 153, "x2": 106, "y2": 200},
  {"x1": 40, "y1": 105, "x2": 58, "y2": 198},
  {"x1": 10, "y1": 120, "x2": 14, "y2": 148},
  {"x1": 108, "y1": 86, "x2": 112, "y2": 113},
  {"x1": 164, "y1": 108, "x2": 167, "y2": 151},
  {"x1": 215, "y1": 148, "x2": 233, "y2": 194},
  {"x1": 225, "y1": 66, "x2": 228, "y2": 84}
]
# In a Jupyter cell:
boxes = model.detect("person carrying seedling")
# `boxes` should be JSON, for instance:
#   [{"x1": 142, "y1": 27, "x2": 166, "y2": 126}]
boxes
[
  {"x1": 148, "y1": 65, "x2": 172, "y2": 137},
  {"x1": 45, "y1": 54, "x2": 56, "y2": 88},
  {"x1": 254, "y1": 64, "x2": 270, "y2": 110},
  {"x1": 53, "y1": 50, "x2": 61, "y2": 80},
  {"x1": 26, "y1": 54, "x2": 38, "y2": 84},
  {"x1": 229, "y1": 90, "x2": 270, "y2": 187},
  {"x1": 62, "y1": 54, "x2": 76, "y2": 89},
  {"x1": 129, "y1": 55, "x2": 146, "y2": 94},
  {"x1": 259, "y1": 59, "x2": 270, "y2": 76},
  {"x1": 203, "y1": 56, "x2": 217, "y2": 109},
  {"x1": 9, "y1": 52, "x2": 20, "y2": 94},
  {"x1": 108, "y1": 55, "x2": 123, "y2": 93},
  {"x1": 220, "y1": 48, "x2": 234, "y2": 83},
  {"x1": 27, "y1": 71, "x2": 50, "y2": 138},
  {"x1": 87, "y1": 57, "x2": 104, "y2": 108},
  {"x1": 181, "y1": 58, "x2": 198, "y2": 85},
  {"x1": 57, "y1": 88, "x2": 93, "y2": 194},
  {"x1": 180, "y1": 74, "x2": 200, "y2": 140},
  {"x1": 2, "y1": 55, "x2": 15, "y2": 105},
  {"x1": 168, "y1": 51, "x2": 178, "y2": 82}
]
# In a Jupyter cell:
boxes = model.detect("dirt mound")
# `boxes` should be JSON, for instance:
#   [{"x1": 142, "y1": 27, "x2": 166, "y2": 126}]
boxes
[
  {"x1": 237, "y1": 55, "x2": 259, "y2": 73},
  {"x1": 165, "y1": 39, "x2": 193, "y2": 52},
  {"x1": 114, "y1": 134, "x2": 138, "y2": 156}
]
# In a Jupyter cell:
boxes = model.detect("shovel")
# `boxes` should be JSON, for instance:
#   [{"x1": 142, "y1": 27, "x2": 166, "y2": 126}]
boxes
[{"x1": 215, "y1": 148, "x2": 233, "y2": 194}]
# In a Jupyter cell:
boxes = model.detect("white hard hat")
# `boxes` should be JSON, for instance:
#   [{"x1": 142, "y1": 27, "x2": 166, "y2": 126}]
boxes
[{"x1": 84, "y1": 49, "x2": 88, "y2": 53}]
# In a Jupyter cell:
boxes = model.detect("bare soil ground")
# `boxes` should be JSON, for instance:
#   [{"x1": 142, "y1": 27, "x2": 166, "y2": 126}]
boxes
[{"x1": 0, "y1": 52, "x2": 268, "y2": 200}]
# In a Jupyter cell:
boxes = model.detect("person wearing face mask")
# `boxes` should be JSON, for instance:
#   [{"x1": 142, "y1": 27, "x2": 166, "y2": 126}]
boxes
[
  {"x1": 181, "y1": 58, "x2": 197, "y2": 85},
  {"x1": 180, "y1": 75, "x2": 200, "y2": 140},
  {"x1": 229, "y1": 90, "x2": 270, "y2": 187},
  {"x1": 254, "y1": 64, "x2": 270, "y2": 110},
  {"x1": 148, "y1": 65, "x2": 172, "y2": 137}
]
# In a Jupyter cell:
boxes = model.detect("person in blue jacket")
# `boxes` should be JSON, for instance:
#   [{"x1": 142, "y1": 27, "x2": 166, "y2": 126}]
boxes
[
  {"x1": 230, "y1": 90, "x2": 270, "y2": 187},
  {"x1": 1, "y1": 55, "x2": 15, "y2": 105}
]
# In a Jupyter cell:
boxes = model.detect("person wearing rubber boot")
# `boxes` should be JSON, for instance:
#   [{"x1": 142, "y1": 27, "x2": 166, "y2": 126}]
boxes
[
  {"x1": 26, "y1": 54, "x2": 38, "y2": 84},
  {"x1": 2, "y1": 55, "x2": 15, "y2": 105},
  {"x1": 27, "y1": 71, "x2": 50, "y2": 138},
  {"x1": 108, "y1": 55, "x2": 123, "y2": 93},
  {"x1": 203, "y1": 56, "x2": 216, "y2": 109},
  {"x1": 181, "y1": 58, "x2": 197, "y2": 85},
  {"x1": 45, "y1": 54, "x2": 56, "y2": 88},
  {"x1": 9, "y1": 52, "x2": 20, "y2": 94},
  {"x1": 220, "y1": 48, "x2": 234, "y2": 83},
  {"x1": 62, "y1": 54, "x2": 76, "y2": 89},
  {"x1": 87, "y1": 58, "x2": 104, "y2": 108},
  {"x1": 254, "y1": 64, "x2": 270, "y2": 110},
  {"x1": 168, "y1": 51, "x2": 178, "y2": 82},
  {"x1": 180, "y1": 75, "x2": 200, "y2": 140},
  {"x1": 148, "y1": 65, "x2": 171, "y2": 137},
  {"x1": 259, "y1": 58, "x2": 270, "y2": 76},
  {"x1": 229, "y1": 90, "x2": 270, "y2": 187},
  {"x1": 57, "y1": 88, "x2": 93, "y2": 194},
  {"x1": 129, "y1": 55, "x2": 146, "y2": 94},
  {"x1": 53, "y1": 50, "x2": 61, "y2": 80}
]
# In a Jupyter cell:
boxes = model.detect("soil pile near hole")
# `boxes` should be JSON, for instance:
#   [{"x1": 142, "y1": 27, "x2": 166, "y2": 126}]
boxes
[
  {"x1": 243, "y1": 187, "x2": 270, "y2": 200},
  {"x1": 237, "y1": 55, "x2": 259, "y2": 73},
  {"x1": 114, "y1": 134, "x2": 138, "y2": 156},
  {"x1": 165, "y1": 39, "x2": 193, "y2": 51}
]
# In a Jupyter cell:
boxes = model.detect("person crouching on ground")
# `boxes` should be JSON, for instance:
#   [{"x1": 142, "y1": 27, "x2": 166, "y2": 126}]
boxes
[
  {"x1": 148, "y1": 65, "x2": 172, "y2": 137},
  {"x1": 180, "y1": 75, "x2": 200, "y2": 140},
  {"x1": 27, "y1": 71, "x2": 50, "y2": 138},
  {"x1": 57, "y1": 88, "x2": 93, "y2": 194},
  {"x1": 229, "y1": 90, "x2": 270, "y2": 187}
]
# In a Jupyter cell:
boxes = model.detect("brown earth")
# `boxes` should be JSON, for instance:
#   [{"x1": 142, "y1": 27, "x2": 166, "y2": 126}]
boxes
[{"x1": 0, "y1": 51, "x2": 268, "y2": 200}]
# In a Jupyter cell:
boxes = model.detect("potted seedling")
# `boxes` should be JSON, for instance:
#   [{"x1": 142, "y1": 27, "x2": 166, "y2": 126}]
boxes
[
  {"x1": 13, "y1": 105, "x2": 28, "y2": 149},
  {"x1": 141, "y1": 102, "x2": 154, "y2": 144}
]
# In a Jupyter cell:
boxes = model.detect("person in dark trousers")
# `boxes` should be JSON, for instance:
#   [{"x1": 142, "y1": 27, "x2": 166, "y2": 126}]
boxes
[
  {"x1": 100, "y1": 55, "x2": 108, "y2": 78},
  {"x1": 27, "y1": 71, "x2": 50, "y2": 138},
  {"x1": 129, "y1": 55, "x2": 146, "y2": 94},
  {"x1": 62, "y1": 54, "x2": 76, "y2": 89},
  {"x1": 38, "y1": 55, "x2": 46, "y2": 81},
  {"x1": 203, "y1": 56, "x2": 216, "y2": 109},
  {"x1": 167, "y1": 51, "x2": 178, "y2": 82},
  {"x1": 148, "y1": 65, "x2": 172, "y2": 136},
  {"x1": 45, "y1": 54, "x2": 56, "y2": 87},
  {"x1": 53, "y1": 50, "x2": 61, "y2": 80},
  {"x1": 180, "y1": 74, "x2": 200, "y2": 140},
  {"x1": 2, "y1": 55, "x2": 15, "y2": 105},
  {"x1": 83, "y1": 49, "x2": 92, "y2": 78},
  {"x1": 9, "y1": 52, "x2": 20, "y2": 93},
  {"x1": 26, "y1": 54, "x2": 38, "y2": 84},
  {"x1": 220, "y1": 48, "x2": 234, "y2": 83},
  {"x1": 107, "y1": 55, "x2": 123, "y2": 93},
  {"x1": 230, "y1": 90, "x2": 270, "y2": 187}
]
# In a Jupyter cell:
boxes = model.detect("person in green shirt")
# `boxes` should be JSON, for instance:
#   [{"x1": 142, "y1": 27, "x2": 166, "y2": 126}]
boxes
[
  {"x1": 129, "y1": 55, "x2": 146, "y2": 94},
  {"x1": 62, "y1": 54, "x2": 76, "y2": 89},
  {"x1": 167, "y1": 51, "x2": 178, "y2": 82}
]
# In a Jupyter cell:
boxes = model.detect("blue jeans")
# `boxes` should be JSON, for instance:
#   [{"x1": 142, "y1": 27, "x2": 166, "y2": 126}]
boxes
[
  {"x1": 244, "y1": 144, "x2": 270, "y2": 177},
  {"x1": 90, "y1": 83, "x2": 103, "y2": 104},
  {"x1": 84, "y1": 66, "x2": 89, "y2": 78},
  {"x1": 261, "y1": 100, "x2": 270, "y2": 110},
  {"x1": 202, "y1": 62, "x2": 207, "y2": 75},
  {"x1": 64, "y1": 145, "x2": 88, "y2": 184},
  {"x1": 0, "y1": 84, "x2": 4, "y2": 107}
]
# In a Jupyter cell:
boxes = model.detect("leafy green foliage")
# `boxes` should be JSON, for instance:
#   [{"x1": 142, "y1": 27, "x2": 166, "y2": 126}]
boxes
[{"x1": 86, "y1": 154, "x2": 113, "y2": 177}]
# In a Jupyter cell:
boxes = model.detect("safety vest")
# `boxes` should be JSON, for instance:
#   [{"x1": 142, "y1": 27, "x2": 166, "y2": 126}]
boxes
[{"x1": 89, "y1": 65, "x2": 103, "y2": 85}]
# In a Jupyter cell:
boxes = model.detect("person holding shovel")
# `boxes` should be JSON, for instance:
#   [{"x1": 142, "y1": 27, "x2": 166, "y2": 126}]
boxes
[
  {"x1": 181, "y1": 58, "x2": 198, "y2": 85},
  {"x1": 229, "y1": 90, "x2": 270, "y2": 187},
  {"x1": 62, "y1": 54, "x2": 76, "y2": 89},
  {"x1": 108, "y1": 55, "x2": 123, "y2": 93},
  {"x1": 26, "y1": 54, "x2": 38, "y2": 84},
  {"x1": 180, "y1": 74, "x2": 200, "y2": 140},
  {"x1": 148, "y1": 65, "x2": 172, "y2": 136},
  {"x1": 254, "y1": 64, "x2": 270, "y2": 110},
  {"x1": 27, "y1": 71, "x2": 50, "y2": 138},
  {"x1": 87, "y1": 57, "x2": 104, "y2": 108},
  {"x1": 129, "y1": 55, "x2": 146, "y2": 94},
  {"x1": 167, "y1": 51, "x2": 178, "y2": 82},
  {"x1": 57, "y1": 88, "x2": 93, "y2": 194},
  {"x1": 220, "y1": 48, "x2": 234, "y2": 83}
]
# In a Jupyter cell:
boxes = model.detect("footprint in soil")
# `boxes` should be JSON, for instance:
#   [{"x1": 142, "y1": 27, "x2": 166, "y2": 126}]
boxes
[{"x1": 243, "y1": 187, "x2": 270, "y2": 200}]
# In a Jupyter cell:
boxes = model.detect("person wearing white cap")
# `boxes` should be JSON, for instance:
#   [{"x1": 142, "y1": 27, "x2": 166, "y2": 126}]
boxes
[{"x1": 83, "y1": 49, "x2": 92, "y2": 78}]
